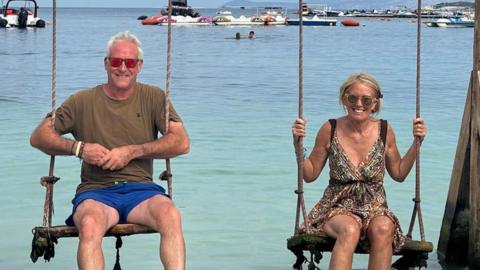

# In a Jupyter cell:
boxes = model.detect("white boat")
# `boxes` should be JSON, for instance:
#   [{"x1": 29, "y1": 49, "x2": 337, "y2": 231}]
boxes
[
  {"x1": 213, "y1": 15, "x2": 264, "y2": 26},
  {"x1": 287, "y1": 15, "x2": 337, "y2": 26},
  {"x1": 216, "y1": 10, "x2": 232, "y2": 15},
  {"x1": 425, "y1": 16, "x2": 474, "y2": 28},
  {"x1": 142, "y1": 15, "x2": 212, "y2": 26},
  {"x1": 261, "y1": 7, "x2": 288, "y2": 25},
  {"x1": 0, "y1": 0, "x2": 45, "y2": 28}
]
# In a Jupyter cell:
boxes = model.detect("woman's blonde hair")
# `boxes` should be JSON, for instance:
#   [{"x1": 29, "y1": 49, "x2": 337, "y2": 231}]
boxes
[{"x1": 339, "y1": 72, "x2": 383, "y2": 114}]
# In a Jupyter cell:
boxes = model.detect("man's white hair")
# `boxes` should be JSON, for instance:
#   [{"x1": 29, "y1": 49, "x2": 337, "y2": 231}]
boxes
[{"x1": 106, "y1": 31, "x2": 144, "y2": 60}]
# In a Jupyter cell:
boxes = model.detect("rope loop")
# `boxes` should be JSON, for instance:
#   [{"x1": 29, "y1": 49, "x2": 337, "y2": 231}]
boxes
[
  {"x1": 159, "y1": 170, "x2": 173, "y2": 181},
  {"x1": 294, "y1": 190, "x2": 304, "y2": 195},
  {"x1": 412, "y1": 198, "x2": 421, "y2": 203},
  {"x1": 40, "y1": 176, "x2": 60, "y2": 187}
]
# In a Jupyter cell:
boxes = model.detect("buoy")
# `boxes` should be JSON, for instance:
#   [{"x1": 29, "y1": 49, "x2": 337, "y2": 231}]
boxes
[{"x1": 341, "y1": 19, "x2": 360, "y2": 27}]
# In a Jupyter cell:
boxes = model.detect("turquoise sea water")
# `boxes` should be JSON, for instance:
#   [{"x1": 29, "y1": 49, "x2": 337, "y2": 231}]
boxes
[{"x1": 0, "y1": 7, "x2": 474, "y2": 269}]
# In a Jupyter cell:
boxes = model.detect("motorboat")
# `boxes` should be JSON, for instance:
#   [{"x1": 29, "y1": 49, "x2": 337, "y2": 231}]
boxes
[
  {"x1": 261, "y1": 7, "x2": 287, "y2": 25},
  {"x1": 216, "y1": 10, "x2": 232, "y2": 15},
  {"x1": 213, "y1": 15, "x2": 264, "y2": 26},
  {"x1": 0, "y1": 0, "x2": 45, "y2": 28},
  {"x1": 299, "y1": 3, "x2": 313, "y2": 16},
  {"x1": 425, "y1": 16, "x2": 474, "y2": 28},
  {"x1": 142, "y1": 15, "x2": 212, "y2": 26},
  {"x1": 287, "y1": 15, "x2": 337, "y2": 26},
  {"x1": 160, "y1": 0, "x2": 200, "y2": 18}
]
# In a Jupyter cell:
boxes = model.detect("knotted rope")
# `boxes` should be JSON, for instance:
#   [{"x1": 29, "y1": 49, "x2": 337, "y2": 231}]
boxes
[
  {"x1": 42, "y1": 0, "x2": 59, "y2": 229},
  {"x1": 293, "y1": 0, "x2": 310, "y2": 235},
  {"x1": 406, "y1": 0, "x2": 426, "y2": 241},
  {"x1": 160, "y1": 0, "x2": 174, "y2": 198}
]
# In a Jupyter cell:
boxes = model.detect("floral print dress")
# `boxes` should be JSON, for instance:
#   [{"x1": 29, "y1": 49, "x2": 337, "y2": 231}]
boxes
[{"x1": 302, "y1": 119, "x2": 405, "y2": 252}]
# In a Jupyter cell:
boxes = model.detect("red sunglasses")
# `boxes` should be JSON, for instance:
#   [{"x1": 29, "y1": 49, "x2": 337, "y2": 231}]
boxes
[{"x1": 106, "y1": 57, "x2": 140, "y2": 68}]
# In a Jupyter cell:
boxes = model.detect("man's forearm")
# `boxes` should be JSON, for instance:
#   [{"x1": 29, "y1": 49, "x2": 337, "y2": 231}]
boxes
[{"x1": 30, "y1": 118, "x2": 76, "y2": 156}]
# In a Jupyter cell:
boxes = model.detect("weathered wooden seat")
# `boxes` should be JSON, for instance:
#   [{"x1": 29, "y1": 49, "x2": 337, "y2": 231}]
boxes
[
  {"x1": 30, "y1": 224, "x2": 157, "y2": 263},
  {"x1": 287, "y1": 233, "x2": 433, "y2": 269},
  {"x1": 33, "y1": 224, "x2": 156, "y2": 238}
]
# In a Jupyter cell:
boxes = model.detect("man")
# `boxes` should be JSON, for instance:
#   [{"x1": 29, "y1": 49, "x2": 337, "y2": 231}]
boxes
[{"x1": 30, "y1": 31, "x2": 189, "y2": 270}]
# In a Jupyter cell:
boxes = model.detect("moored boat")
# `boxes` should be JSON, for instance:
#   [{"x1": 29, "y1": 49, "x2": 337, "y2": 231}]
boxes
[
  {"x1": 261, "y1": 7, "x2": 287, "y2": 25},
  {"x1": 142, "y1": 15, "x2": 212, "y2": 26},
  {"x1": 287, "y1": 15, "x2": 337, "y2": 26},
  {"x1": 213, "y1": 15, "x2": 264, "y2": 26},
  {"x1": 425, "y1": 16, "x2": 474, "y2": 28},
  {"x1": 0, "y1": 0, "x2": 45, "y2": 28}
]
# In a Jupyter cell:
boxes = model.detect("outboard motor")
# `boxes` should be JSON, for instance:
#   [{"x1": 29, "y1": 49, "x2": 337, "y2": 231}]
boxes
[
  {"x1": 35, "y1": 19, "x2": 45, "y2": 27},
  {"x1": 0, "y1": 19, "x2": 8, "y2": 28},
  {"x1": 17, "y1": 8, "x2": 28, "y2": 28}
]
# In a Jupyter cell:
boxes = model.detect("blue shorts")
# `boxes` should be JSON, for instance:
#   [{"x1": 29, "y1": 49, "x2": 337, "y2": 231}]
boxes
[{"x1": 65, "y1": 182, "x2": 167, "y2": 226}]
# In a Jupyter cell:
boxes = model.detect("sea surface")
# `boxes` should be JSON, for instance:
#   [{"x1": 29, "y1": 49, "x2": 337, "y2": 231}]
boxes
[{"x1": 0, "y1": 7, "x2": 474, "y2": 270}]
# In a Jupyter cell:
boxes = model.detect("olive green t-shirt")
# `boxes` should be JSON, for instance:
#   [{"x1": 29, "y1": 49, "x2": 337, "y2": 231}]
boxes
[{"x1": 53, "y1": 82, "x2": 182, "y2": 194}]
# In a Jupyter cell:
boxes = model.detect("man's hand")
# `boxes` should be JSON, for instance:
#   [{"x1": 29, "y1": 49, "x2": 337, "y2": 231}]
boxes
[
  {"x1": 99, "y1": 145, "x2": 133, "y2": 171},
  {"x1": 81, "y1": 143, "x2": 111, "y2": 167}
]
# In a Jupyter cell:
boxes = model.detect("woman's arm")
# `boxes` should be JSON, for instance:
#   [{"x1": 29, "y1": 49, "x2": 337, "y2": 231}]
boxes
[
  {"x1": 385, "y1": 118, "x2": 426, "y2": 182},
  {"x1": 292, "y1": 119, "x2": 331, "y2": 182}
]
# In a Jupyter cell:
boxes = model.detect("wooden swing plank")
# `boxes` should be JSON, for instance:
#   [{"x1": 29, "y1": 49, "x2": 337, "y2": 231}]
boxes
[
  {"x1": 33, "y1": 224, "x2": 156, "y2": 238},
  {"x1": 287, "y1": 233, "x2": 433, "y2": 255}
]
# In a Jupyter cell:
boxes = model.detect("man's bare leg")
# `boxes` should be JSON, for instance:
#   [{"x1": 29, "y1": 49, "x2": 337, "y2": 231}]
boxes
[
  {"x1": 128, "y1": 195, "x2": 185, "y2": 270},
  {"x1": 73, "y1": 199, "x2": 120, "y2": 270}
]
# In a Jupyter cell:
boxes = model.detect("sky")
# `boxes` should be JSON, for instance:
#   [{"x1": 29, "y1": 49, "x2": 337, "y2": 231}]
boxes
[{"x1": 36, "y1": 0, "x2": 281, "y2": 8}]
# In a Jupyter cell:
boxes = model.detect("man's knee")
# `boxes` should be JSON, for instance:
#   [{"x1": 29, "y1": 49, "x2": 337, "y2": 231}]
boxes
[
  {"x1": 75, "y1": 214, "x2": 108, "y2": 242},
  {"x1": 155, "y1": 204, "x2": 182, "y2": 235}
]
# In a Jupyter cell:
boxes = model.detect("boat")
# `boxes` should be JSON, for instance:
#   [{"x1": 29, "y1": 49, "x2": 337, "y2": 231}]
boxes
[
  {"x1": 425, "y1": 16, "x2": 474, "y2": 28},
  {"x1": 213, "y1": 15, "x2": 264, "y2": 26},
  {"x1": 287, "y1": 15, "x2": 337, "y2": 26},
  {"x1": 216, "y1": 10, "x2": 232, "y2": 15},
  {"x1": 261, "y1": 7, "x2": 288, "y2": 25},
  {"x1": 341, "y1": 19, "x2": 360, "y2": 26},
  {"x1": 142, "y1": 15, "x2": 211, "y2": 26},
  {"x1": 160, "y1": 0, "x2": 200, "y2": 18},
  {"x1": 299, "y1": 3, "x2": 313, "y2": 16},
  {"x1": 0, "y1": 0, "x2": 45, "y2": 28}
]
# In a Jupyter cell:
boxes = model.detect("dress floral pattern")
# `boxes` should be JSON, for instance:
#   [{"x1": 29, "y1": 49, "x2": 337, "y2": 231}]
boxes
[{"x1": 301, "y1": 120, "x2": 405, "y2": 252}]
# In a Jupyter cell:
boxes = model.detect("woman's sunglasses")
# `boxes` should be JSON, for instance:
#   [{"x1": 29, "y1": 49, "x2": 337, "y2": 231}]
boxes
[
  {"x1": 344, "y1": 94, "x2": 377, "y2": 107},
  {"x1": 106, "y1": 57, "x2": 140, "y2": 68}
]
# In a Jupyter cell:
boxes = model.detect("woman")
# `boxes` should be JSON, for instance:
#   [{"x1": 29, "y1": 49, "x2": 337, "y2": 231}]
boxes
[{"x1": 291, "y1": 73, "x2": 426, "y2": 270}]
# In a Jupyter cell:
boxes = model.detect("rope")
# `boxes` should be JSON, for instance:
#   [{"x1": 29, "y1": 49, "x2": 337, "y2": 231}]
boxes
[
  {"x1": 41, "y1": 0, "x2": 58, "y2": 228},
  {"x1": 161, "y1": 0, "x2": 174, "y2": 198},
  {"x1": 113, "y1": 236, "x2": 123, "y2": 270},
  {"x1": 407, "y1": 0, "x2": 425, "y2": 241},
  {"x1": 294, "y1": 0, "x2": 309, "y2": 235}
]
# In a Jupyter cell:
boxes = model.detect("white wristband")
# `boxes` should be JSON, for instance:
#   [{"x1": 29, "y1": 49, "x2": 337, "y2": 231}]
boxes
[{"x1": 75, "y1": 141, "x2": 82, "y2": 157}]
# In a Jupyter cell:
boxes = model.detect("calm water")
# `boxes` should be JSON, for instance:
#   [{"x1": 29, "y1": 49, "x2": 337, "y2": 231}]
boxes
[{"x1": 0, "y1": 7, "x2": 474, "y2": 269}]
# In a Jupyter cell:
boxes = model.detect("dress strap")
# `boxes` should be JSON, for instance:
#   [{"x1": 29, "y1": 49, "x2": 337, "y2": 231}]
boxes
[
  {"x1": 380, "y1": 119, "x2": 388, "y2": 146},
  {"x1": 328, "y1": 119, "x2": 336, "y2": 143}
]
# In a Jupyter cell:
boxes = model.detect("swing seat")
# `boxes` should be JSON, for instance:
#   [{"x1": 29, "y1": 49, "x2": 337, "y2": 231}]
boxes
[
  {"x1": 287, "y1": 233, "x2": 433, "y2": 269},
  {"x1": 31, "y1": 224, "x2": 156, "y2": 263}
]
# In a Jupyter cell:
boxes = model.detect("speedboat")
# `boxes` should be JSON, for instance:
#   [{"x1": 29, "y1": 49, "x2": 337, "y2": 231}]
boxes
[
  {"x1": 142, "y1": 15, "x2": 212, "y2": 26},
  {"x1": 425, "y1": 16, "x2": 474, "y2": 28},
  {"x1": 261, "y1": 7, "x2": 288, "y2": 25},
  {"x1": 160, "y1": 0, "x2": 199, "y2": 18},
  {"x1": 287, "y1": 15, "x2": 337, "y2": 26},
  {"x1": 216, "y1": 10, "x2": 232, "y2": 16},
  {"x1": 0, "y1": 0, "x2": 45, "y2": 28},
  {"x1": 213, "y1": 15, "x2": 264, "y2": 26}
]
